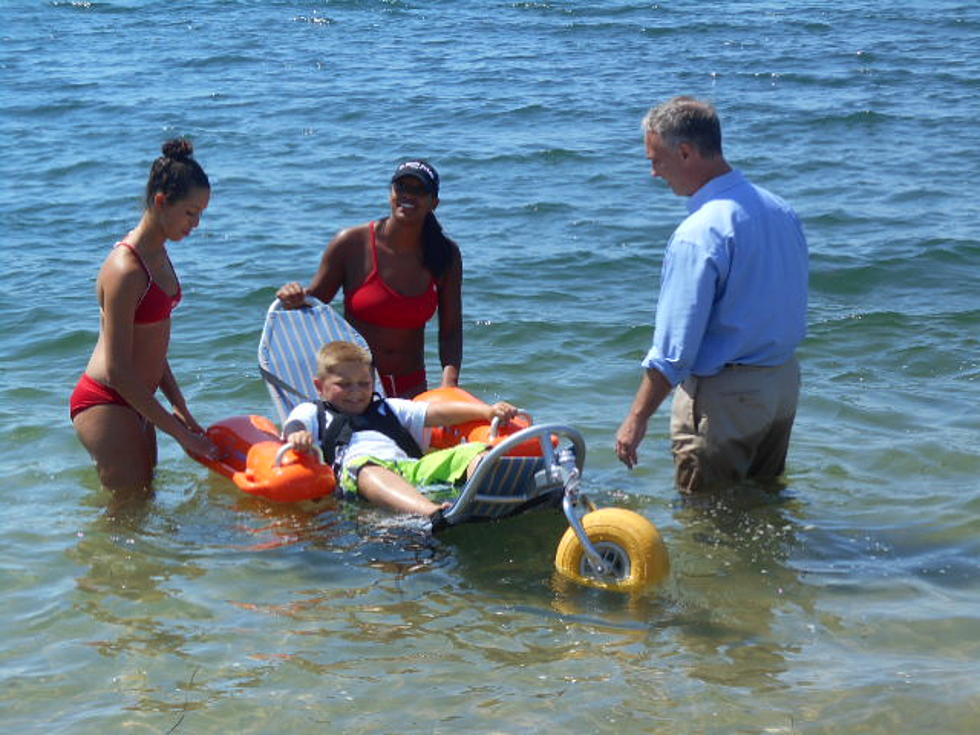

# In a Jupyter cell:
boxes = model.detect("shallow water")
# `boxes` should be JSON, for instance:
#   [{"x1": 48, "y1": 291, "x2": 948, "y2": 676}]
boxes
[{"x1": 1, "y1": 1, "x2": 979, "y2": 733}]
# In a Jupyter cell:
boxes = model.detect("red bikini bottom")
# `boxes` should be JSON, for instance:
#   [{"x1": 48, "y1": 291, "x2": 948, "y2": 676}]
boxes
[
  {"x1": 379, "y1": 369, "x2": 427, "y2": 399},
  {"x1": 70, "y1": 373, "x2": 130, "y2": 420}
]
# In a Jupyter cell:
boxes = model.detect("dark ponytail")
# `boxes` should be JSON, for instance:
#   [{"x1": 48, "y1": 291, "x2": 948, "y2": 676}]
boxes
[
  {"x1": 421, "y1": 212, "x2": 457, "y2": 279},
  {"x1": 145, "y1": 138, "x2": 210, "y2": 208}
]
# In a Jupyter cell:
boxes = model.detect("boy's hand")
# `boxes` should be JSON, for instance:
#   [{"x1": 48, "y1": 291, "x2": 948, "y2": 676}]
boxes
[
  {"x1": 488, "y1": 402, "x2": 519, "y2": 423},
  {"x1": 286, "y1": 430, "x2": 315, "y2": 455}
]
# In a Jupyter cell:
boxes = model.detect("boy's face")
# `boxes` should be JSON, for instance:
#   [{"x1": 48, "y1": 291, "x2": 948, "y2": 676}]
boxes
[{"x1": 315, "y1": 361, "x2": 373, "y2": 414}]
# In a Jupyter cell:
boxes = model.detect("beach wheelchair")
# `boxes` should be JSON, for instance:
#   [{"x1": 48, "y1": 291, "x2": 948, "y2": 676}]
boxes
[{"x1": 197, "y1": 298, "x2": 669, "y2": 591}]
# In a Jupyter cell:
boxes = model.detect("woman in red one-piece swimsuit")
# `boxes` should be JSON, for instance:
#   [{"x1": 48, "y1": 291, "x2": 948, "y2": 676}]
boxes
[
  {"x1": 277, "y1": 160, "x2": 463, "y2": 399},
  {"x1": 72, "y1": 139, "x2": 218, "y2": 495}
]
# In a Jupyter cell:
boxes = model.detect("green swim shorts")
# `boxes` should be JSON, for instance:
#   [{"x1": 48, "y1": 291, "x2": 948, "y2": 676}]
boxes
[{"x1": 339, "y1": 442, "x2": 489, "y2": 497}]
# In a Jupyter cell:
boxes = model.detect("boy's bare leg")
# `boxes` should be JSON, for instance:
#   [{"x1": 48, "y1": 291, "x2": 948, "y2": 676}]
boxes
[
  {"x1": 465, "y1": 451, "x2": 489, "y2": 480},
  {"x1": 357, "y1": 465, "x2": 448, "y2": 517}
]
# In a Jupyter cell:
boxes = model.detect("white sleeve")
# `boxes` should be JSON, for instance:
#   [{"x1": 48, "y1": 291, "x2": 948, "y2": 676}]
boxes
[
  {"x1": 281, "y1": 402, "x2": 322, "y2": 441},
  {"x1": 384, "y1": 398, "x2": 431, "y2": 451}
]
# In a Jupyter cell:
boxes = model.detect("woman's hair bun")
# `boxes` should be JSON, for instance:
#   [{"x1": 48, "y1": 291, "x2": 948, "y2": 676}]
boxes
[{"x1": 161, "y1": 138, "x2": 194, "y2": 161}]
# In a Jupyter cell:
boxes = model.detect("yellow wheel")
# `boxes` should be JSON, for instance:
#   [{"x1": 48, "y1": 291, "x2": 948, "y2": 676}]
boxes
[{"x1": 554, "y1": 508, "x2": 669, "y2": 591}]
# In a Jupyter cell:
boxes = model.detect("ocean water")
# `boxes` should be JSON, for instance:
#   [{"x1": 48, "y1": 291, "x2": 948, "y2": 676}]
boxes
[{"x1": 2, "y1": 0, "x2": 979, "y2": 732}]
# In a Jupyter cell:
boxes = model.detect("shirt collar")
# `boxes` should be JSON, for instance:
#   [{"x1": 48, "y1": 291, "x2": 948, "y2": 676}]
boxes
[{"x1": 687, "y1": 169, "x2": 744, "y2": 213}]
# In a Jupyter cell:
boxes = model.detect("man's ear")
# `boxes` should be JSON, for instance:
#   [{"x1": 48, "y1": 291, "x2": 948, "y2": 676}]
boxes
[
  {"x1": 313, "y1": 377, "x2": 323, "y2": 393},
  {"x1": 677, "y1": 141, "x2": 696, "y2": 161}
]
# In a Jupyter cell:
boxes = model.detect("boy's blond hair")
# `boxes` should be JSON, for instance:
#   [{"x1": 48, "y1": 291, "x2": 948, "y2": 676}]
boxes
[{"x1": 316, "y1": 341, "x2": 373, "y2": 378}]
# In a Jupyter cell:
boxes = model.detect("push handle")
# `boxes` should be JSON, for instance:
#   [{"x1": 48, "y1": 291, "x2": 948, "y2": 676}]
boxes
[
  {"x1": 274, "y1": 442, "x2": 325, "y2": 466},
  {"x1": 487, "y1": 410, "x2": 533, "y2": 441}
]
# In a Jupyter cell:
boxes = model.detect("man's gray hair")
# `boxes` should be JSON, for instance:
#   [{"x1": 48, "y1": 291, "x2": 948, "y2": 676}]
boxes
[{"x1": 641, "y1": 96, "x2": 723, "y2": 157}]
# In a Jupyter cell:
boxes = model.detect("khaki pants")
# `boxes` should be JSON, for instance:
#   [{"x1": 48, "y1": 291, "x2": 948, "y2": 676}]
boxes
[{"x1": 670, "y1": 357, "x2": 800, "y2": 494}]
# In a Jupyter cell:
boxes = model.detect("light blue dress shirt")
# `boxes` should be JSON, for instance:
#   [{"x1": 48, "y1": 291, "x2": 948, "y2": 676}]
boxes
[{"x1": 642, "y1": 170, "x2": 808, "y2": 386}]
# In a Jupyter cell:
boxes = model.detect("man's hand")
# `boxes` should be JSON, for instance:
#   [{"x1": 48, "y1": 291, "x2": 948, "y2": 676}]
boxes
[{"x1": 615, "y1": 415, "x2": 647, "y2": 469}]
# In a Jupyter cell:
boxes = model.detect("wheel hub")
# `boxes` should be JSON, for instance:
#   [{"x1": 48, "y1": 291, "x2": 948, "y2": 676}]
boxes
[{"x1": 580, "y1": 541, "x2": 631, "y2": 581}]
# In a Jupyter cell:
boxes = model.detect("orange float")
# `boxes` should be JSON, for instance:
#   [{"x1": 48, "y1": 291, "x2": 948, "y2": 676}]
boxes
[
  {"x1": 193, "y1": 415, "x2": 336, "y2": 503},
  {"x1": 414, "y1": 387, "x2": 552, "y2": 457},
  {"x1": 194, "y1": 387, "x2": 542, "y2": 500}
]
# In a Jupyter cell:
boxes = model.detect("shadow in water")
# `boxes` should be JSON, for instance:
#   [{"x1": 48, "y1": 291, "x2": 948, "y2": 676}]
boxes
[
  {"x1": 433, "y1": 507, "x2": 571, "y2": 590},
  {"x1": 435, "y1": 500, "x2": 677, "y2": 631},
  {"x1": 656, "y1": 479, "x2": 819, "y2": 692},
  {"x1": 205, "y1": 471, "x2": 457, "y2": 580},
  {"x1": 71, "y1": 468, "x2": 680, "y2": 640},
  {"x1": 67, "y1": 486, "x2": 207, "y2": 660}
]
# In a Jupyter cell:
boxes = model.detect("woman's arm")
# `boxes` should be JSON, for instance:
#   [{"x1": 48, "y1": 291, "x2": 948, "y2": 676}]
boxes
[
  {"x1": 100, "y1": 256, "x2": 215, "y2": 456},
  {"x1": 159, "y1": 360, "x2": 205, "y2": 435},
  {"x1": 436, "y1": 246, "x2": 463, "y2": 387},
  {"x1": 277, "y1": 228, "x2": 354, "y2": 308}
]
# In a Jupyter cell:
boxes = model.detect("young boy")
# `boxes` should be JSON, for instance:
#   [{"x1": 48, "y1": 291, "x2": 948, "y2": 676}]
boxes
[{"x1": 283, "y1": 341, "x2": 518, "y2": 519}]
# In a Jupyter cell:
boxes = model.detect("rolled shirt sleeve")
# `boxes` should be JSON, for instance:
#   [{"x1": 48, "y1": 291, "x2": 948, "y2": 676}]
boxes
[{"x1": 642, "y1": 234, "x2": 724, "y2": 387}]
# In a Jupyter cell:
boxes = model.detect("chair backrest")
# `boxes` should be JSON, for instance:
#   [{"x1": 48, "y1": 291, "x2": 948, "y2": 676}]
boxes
[{"x1": 257, "y1": 298, "x2": 383, "y2": 424}]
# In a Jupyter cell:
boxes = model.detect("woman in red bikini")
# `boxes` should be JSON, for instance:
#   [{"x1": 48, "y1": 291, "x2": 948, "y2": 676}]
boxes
[
  {"x1": 277, "y1": 160, "x2": 463, "y2": 399},
  {"x1": 71, "y1": 139, "x2": 219, "y2": 494}
]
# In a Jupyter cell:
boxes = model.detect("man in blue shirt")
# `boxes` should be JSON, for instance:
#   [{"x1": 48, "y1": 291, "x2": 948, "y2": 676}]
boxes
[{"x1": 616, "y1": 96, "x2": 809, "y2": 493}]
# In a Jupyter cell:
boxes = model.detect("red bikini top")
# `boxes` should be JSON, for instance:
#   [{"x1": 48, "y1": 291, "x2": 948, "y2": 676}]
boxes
[
  {"x1": 344, "y1": 221, "x2": 438, "y2": 330},
  {"x1": 116, "y1": 242, "x2": 182, "y2": 324}
]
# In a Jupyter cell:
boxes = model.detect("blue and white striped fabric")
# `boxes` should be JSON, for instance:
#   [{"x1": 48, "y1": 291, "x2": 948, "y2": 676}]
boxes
[
  {"x1": 455, "y1": 456, "x2": 556, "y2": 522},
  {"x1": 257, "y1": 298, "x2": 382, "y2": 425}
]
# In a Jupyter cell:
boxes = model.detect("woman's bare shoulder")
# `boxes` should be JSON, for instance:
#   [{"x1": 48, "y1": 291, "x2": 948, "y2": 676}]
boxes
[
  {"x1": 98, "y1": 245, "x2": 148, "y2": 290},
  {"x1": 328, "y1": 221, "x2": 372, "y2": 253}
]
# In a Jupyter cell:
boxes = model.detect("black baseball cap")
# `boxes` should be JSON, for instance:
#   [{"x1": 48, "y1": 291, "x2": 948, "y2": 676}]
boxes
[{"x1": 391, "y1": 159, "x2": 439, "y2": 196}]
